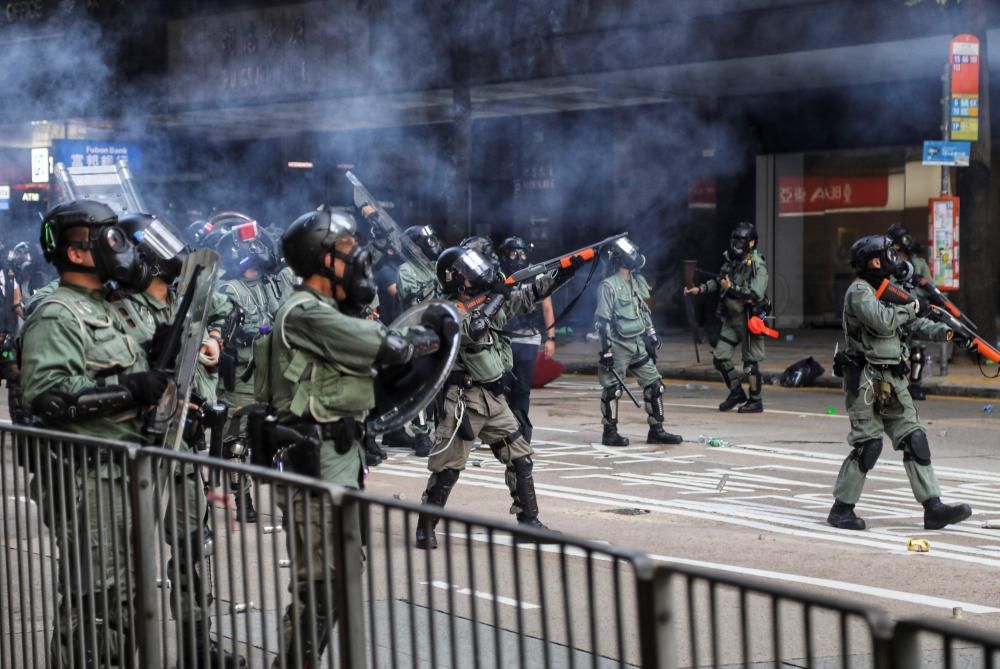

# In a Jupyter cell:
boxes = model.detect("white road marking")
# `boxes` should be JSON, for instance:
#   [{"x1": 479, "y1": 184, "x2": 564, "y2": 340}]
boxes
[
  {"x1": 376, "y1": 462, "x2": 1000, "y2": 570},
  {"x1": 534, "y1": 426, "x2": 580, "y2": 434},
  {"x1": 421, "y1": 580, "x2": 540, "y2": 610},
  {"x1": 445, "y1": 533, "x2": 1000, "y2": 615}
]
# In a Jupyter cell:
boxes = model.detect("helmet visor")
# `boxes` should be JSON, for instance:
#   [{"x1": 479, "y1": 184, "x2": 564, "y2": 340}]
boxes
[{"x1": 136, "y1": 218, "x2": 188, "y2": 263}]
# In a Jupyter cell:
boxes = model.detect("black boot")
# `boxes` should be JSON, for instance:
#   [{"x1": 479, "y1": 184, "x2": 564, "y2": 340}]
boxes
[
  {"x1": 416, "y1": 469, "x2": 460, "y2": 550},
  {"x1": 510, "y1": 457, "x2": 559, "y2": 542},
  {"x1": 738, "y1": 399, "x2": 764, "y2": 414},
  {"x1": 413, "y1": 433, "x2": 432, "y2": 458},
  {"x1": 923, "y1": 497, "x2": 972, "y2": 530},
  {"x1": 382, "y1": 428, "x2": 416, "y2": 449},
  {"x1": 827, "y1": 501, "x2": 866, "y2": 530},
  {"x1": 909, "y1": 383, "x2": 927, "y2": 401},
  {"x1": 602, "y1": 424, "x2": 629, "y2": 447},
  {"x1": 647, "y1": 424, "x2": 683, "y2": 444},
  {"x1": 363, "y1": 432, "x2": 383, "y2": 467},
  {"x1": 234, "y1": 491, "x2": 257, "y2": 523},
  {"x1": 184, "y1": 629, "x2": 247, "y2": 668},
  {"x1": 719, "y1": 387, "x2": 747, "y2": 412}
]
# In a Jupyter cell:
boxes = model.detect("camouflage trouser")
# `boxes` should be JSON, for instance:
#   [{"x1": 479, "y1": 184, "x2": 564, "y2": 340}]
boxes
[
  {"x1": 161, "y1": 455, "x2": 210, "y2": 625},
  {"x1": 427, "y1": 384, "x2": 533, "y2": 515},
  {"x1": 273, "y1": 448, "x2": 364, "y2": 668},
  {"x1": 597, "y1": 337, "x2": 662, "y2": 426},
  {"x1": 713, "y1": 318, "x2": 765, "y2": 400},
  {"x1": 36, "y1": 462, "x2": 134, "y2": 668},
  {"x1": 833, "y1": 368, "x2": 940, "y2": 505}
]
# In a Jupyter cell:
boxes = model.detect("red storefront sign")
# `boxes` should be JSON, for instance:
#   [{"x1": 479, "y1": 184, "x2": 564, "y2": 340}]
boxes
[
  {"x1": 777, "y1": 175, "x2": 889, "y2": 215},
  {"x1": 687, "y1": 177, "x2": 716, "y2": 208}
]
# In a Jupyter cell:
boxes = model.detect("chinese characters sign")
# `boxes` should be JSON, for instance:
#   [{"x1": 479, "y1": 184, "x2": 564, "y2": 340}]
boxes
[
  {"x1": 950, "y1": 35, "x2": 980, "y2": 142},
  {"x1": 53, "y1": 140, "x2": 142, "y2": 174},
  {"x1": 777, "y1": 176, "x2": 889, "y2": 215},
  {"x1": 929, "y1": 196, "x2": 959, "y2": 291}
]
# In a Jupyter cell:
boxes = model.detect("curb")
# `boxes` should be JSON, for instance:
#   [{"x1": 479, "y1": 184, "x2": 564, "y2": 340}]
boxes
[{"x1": 560, "y1": 362, "x2": 1000, "y2": 400}]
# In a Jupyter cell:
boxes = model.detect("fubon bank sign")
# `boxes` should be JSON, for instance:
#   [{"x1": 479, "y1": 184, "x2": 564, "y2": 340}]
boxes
[{"x1": 53, "y1": 140, "x2": 143, "y2": 174}]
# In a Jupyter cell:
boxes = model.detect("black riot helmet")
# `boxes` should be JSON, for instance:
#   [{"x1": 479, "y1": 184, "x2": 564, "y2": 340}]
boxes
[
  {"x1": 40, "y1": 199, "x2": 152, "y2": 291},
  {"x1": 729, "y1": 221, "x2": 758, "y2": 259},
  {"x1": 607, "y1": 236, "x2": 645, "y2": 271},
  {"x1": 118, "y1": 213, "x2": 190, "y2": 283},
  {"x1": 205, "y1": 218, "x2": 278, "y2": 276},
  {"x1": 887, "y1": 223, "x2": 916, "y2": 256},
  {"x1": 403, "y1": 225, "x2": 443, "y2": 261},
  {"x1": 849, "y1": 234, "x2": 911, "y2": 287},
  {"x1": 498, "y1": 236, "x2": 530, "y2": 274},
  {"x1": 437, "y1": 246, "x2": 496, "y2": 299},
  {"x1": 283, "y1": 206, "x2": 376, "y2": 309},
  {"x1": 7, "y1": 241, "x2": 31, "y2": 272}
]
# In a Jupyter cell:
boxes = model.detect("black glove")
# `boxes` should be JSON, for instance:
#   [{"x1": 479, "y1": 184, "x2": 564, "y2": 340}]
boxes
[
  {"x1": 599, "y1": 351, "x2": 614, "y2": 369},
  {"x1": 468, "y1": 316, "x2": 490, "y2": 341},
  {"x1": 120, "y1": 370, "x2": 170, "y2": 406},
  {"x1": 421, "y1": 305, "x2": 459, "y2": 340},
  {"x1": 915, "y1": 298, "x2": 931, "y2": 319}
]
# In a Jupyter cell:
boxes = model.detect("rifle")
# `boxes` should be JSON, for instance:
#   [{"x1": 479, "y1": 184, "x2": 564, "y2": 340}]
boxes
[
  {"x1": 875, "y1": 278, "x2": 1000, "y2": 365},
  {"x1": 503, "y1": 232, "x2": 628, "y2": 286},
  {"x1": 345, "y1": 171, "x2": 438, "y2": 284}
]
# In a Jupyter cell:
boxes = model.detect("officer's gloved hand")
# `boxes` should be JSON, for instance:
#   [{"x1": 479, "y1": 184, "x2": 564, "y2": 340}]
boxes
[
  {"x1": 915, "y1": 298, "x2": 931, "y2": 318},
  {"x1": 468, "y1": 316, "x2": 490, "y2": 341},
  {"x1": 533, "y1": 271, "x2": 556, "y2": 298},
  {"x1": 421, "y1": 304, "x2": 459, "y2": 340},
  {"x1": 599, "y1": 351, "x2": 614, "y2": 369},
  {"x1": 120, "y1": 370, "x2": 171, "y2": 406}
]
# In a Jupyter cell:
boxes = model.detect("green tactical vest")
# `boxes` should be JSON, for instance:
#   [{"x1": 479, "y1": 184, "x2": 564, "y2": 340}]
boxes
[
  {"x1": 602, "y1": 273, "x2": 652, "y2": 339},
  {"x1": 265, "y1": 291, "x2": 375, "y2": 422},
  {"x1": 218, "y1": 273, "x2": 291, "y2": 397}
]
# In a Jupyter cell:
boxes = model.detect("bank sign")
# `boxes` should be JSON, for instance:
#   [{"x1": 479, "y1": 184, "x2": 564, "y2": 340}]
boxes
[{"x1": 52, "y1": 140, "x2": 143, "y2": 174}]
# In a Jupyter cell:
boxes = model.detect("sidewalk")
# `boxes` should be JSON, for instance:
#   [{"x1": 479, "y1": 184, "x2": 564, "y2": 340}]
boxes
[{"x1": 550, "y1": 328, "x2": 1000, "y2": 399}]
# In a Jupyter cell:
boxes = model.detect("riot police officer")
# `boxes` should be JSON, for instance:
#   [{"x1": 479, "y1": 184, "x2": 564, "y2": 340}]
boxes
[
  {"x1": 684, "y1": 221, "x2": 769, "y2": 413},
  {"x1": 22, "y1": 200, "x2": 170, "y2": 667},
  {"x1": 827, "y1": 235, "x2": 971, "y2": 531},
  {"x1": 210, "y1": 219, "x2": 294, "y2": 521},
  {"x1": 262, "y1": 207, "x2": 448, "y2": 666},
  {"x1": 108, "y1": 213, "x2": 244, "y2": 667},
  {"x1": 415, "y1": 247, "x2": 562, "y2": 550},
  {"x1": 595, "y1": 238, "x2": 683, "y2": 447},
  {"x1": 390, "y1": 224, "x2": 444, "y2": 456}
]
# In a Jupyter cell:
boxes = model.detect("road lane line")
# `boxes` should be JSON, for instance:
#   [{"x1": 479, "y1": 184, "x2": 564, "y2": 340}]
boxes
[{"x1": 421, "y1": 581, "x2": 540, "y2": 610}]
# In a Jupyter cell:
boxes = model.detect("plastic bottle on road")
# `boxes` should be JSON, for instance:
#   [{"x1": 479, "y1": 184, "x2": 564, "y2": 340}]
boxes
[{"x1": 697, "y1": 434, "x2": 729, "y2": 448}]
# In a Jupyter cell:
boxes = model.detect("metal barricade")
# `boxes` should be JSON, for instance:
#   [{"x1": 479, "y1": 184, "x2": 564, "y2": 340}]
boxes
[
  {"x1": 4, "y1": 421, "x2": 1000, "y2": 669},
  {"x1": 892, "y1": 617, "x2": 1000, "y2": 668}
]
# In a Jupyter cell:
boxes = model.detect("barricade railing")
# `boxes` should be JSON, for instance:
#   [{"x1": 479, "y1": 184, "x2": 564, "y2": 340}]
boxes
[{"x1": 4, "y1": 423, "x2": 1000, "y2": 668}]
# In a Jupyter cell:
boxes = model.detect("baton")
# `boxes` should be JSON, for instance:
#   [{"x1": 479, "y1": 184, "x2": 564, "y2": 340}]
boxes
[{"x1": 609, "y1": 367, "x2": 641, "y2": 408}]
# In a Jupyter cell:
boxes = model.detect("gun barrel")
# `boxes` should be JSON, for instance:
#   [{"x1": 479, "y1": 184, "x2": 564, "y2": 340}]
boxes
[{"x1": 504, "y1": 233, "x2": 627, "y2": 286}]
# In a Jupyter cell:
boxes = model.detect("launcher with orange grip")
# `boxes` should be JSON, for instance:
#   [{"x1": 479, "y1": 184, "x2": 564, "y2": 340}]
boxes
[
  {"x1": 874, "y1": 278, "x2": 1000, "y2": 366},
  {"x1": 502, "y1": 232, "x2": 628, "y2": 287},
  {"x1": 917, "y1": 277, "x2": 976, "y2": 329},
  {"x1": 747, "y1": 315, "x2": 780, "y2": 339}
]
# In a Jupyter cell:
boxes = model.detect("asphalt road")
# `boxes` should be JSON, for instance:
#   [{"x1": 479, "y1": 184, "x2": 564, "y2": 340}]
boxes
[
  {"x1": 5, "y1": 376, "x2": 999, "y2": 668},
  {"x1": 364, "y1": 375, "x2": 1000, "y2": 667}
]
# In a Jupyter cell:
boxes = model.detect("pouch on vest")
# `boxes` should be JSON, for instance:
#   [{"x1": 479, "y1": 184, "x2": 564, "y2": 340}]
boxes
[{"x1": 253, "y1": 333, "x2": 273, "y2": 404}]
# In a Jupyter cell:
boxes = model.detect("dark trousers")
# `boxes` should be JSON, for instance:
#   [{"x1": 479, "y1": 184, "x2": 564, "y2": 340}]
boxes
[{"x1": 505, "y1": 342, "x2": 539, "y2": 414}]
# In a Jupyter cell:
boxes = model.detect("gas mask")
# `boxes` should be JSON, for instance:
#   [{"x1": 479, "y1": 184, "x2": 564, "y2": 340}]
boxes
[
  {"x1": 90, "y1": 225, "x2": 154, "y2": 292},
  {"x1": 857, "y1": 242, "x2": 910, "y2": 288},
  {"x1": 610, "y1": 237, "x2": 645, "y2": 271},
  {"x1": 730, "y1": 233, "x2": 753, "y2": 259},
  {"x1": 325, "y1": 244, "x2": 376, "y2": 309},
  {"x1": 503, "y1": 248, "x2": 529, "y2": 274},
  {"x1": 130, "y1": 217, "x2": 189, "y2": 283}
]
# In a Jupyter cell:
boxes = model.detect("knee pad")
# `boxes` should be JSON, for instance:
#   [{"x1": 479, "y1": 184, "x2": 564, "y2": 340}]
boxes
[
  {"x1": 601, "y1": 385, "x2": 622, "y2": 402},
  {"x1": 643, "y1": 382, "x2": 663, "y2": 401},
  {"x1": 910, "y1": 347, "x2": 925, "y2": 365},
  {"x1": 852, "y1": 439, "x2": 883, "y2": 473},
  {"x1": 901, "y1": 431, "x2": 931, "y2": 466},
  {"x1": 743, "y1": 361, "x2": 760, "y2": 376},
  {"x1": 434, "y1": 468, "x2": 461, "y2": 491},
  {"x1": 511, "y1": 455, "x2": 533, "y2": 477},
  {"x1": 713, "y1": 357, "x2": 730, "y2": 373},
  {"x1": 488, "y1": 428, "x2": 524, "y2": 456}
]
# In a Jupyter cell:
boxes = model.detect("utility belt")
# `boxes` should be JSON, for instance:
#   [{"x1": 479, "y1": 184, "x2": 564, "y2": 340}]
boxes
[
  {"x1": 834, "y1": 350, "x2": 909, "y2": 414},
  {"x1": 446, "y1": 371, "x2": 506, "y2": 396},
  {"x1": 249, "y1": 407, "x2": 363, "y2": 476}
]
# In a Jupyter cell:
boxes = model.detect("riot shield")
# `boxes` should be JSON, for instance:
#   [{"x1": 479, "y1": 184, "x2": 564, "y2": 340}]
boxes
[
  {"x1": 369, "y1": 301, "x2": 462, "y2": 435},
  {"x1": 52, "y1": 159, "x2": 146, "y2": 215},
  {"x1": 345, "y1": 171, "x2": 439, "y2": 285},
  {"x1": 145, "y1": 248, "x2": 221, "y2": 449}
]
